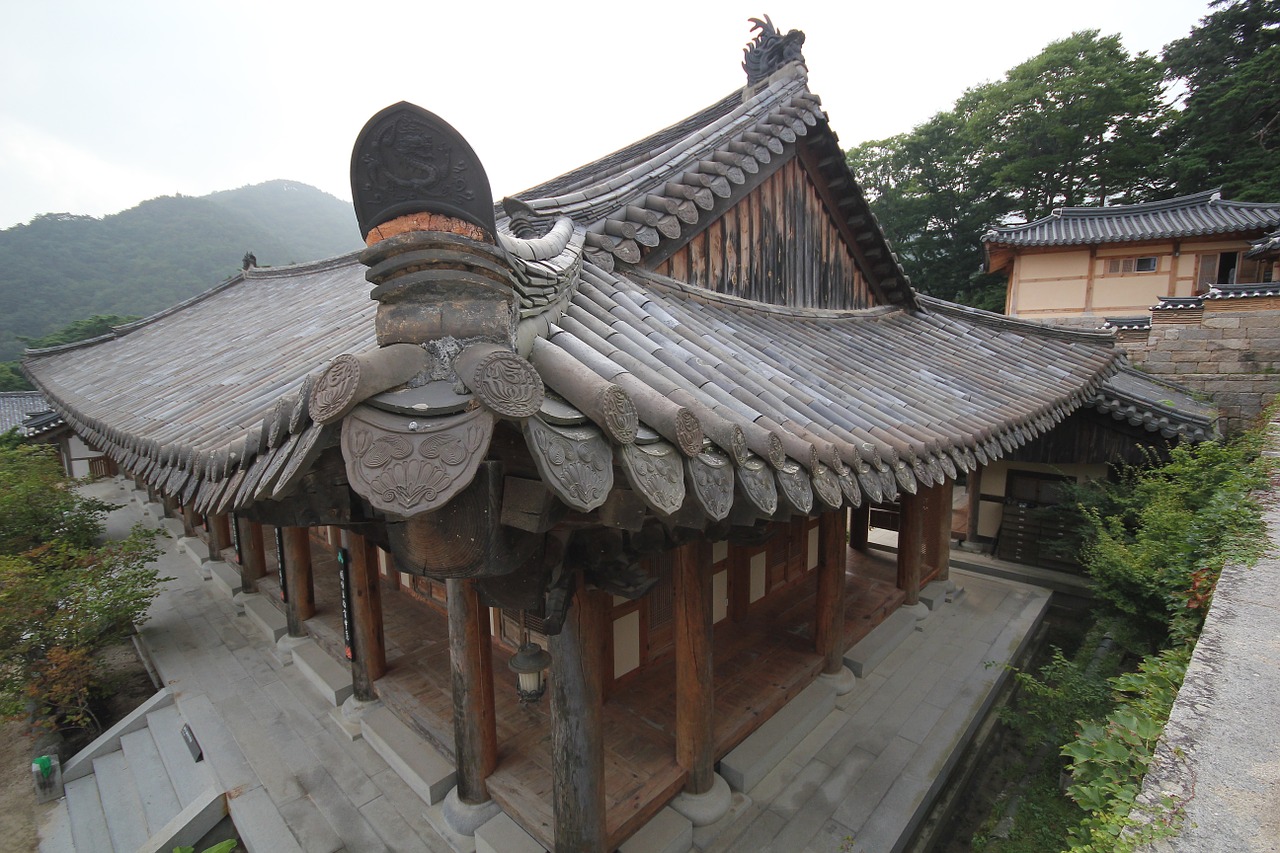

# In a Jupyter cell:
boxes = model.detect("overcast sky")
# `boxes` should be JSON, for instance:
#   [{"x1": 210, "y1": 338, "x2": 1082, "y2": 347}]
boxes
[{"x1": 1, "y1": 0, "x2": 1215, "y2": 230}]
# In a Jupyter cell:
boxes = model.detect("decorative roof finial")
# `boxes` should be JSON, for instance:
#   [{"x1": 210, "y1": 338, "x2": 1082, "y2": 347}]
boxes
[{"x1": 742, "y1": 15, "x2": 806, "y2": 86}]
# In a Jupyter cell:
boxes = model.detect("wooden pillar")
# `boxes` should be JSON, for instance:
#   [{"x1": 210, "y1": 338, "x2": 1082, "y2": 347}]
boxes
[
  {"x1": 341, "y1": 530, "x2": 387, "y2": 701},
  {"x1": 815, "y1": 508, "x2": 848, "y2": 675},
  {"x1": 239, "y1": 518, "x2": 267, "y2": 593},
  {"x1": 281, "y1": 526, "x2": 315, "y2": 637},
  {"x1": 162, "y1": 494, "x2": 179, "y2": 521},
  {"x1": 181, "y1": 503, "x2": 198, "y2": 537},
  {"x1": 923, "y1": 480, "x2": 952, "y2": 582},
  {"x1": 550, "y1": 575, "x2": 608, "y2": 853},
  {"x1": 208, "y1": 513, "x2": 232, "y2": 559},
  {"x1": 850, "y1": 503, "x2": 870, "y2": 552},
  {"x1": 447, "y1": 578, "x2": 498, "y2": 805},
  {"x1": 674, "y1": 539, "x2": 715, "y2": 795},
  {"x1": 897, "y1": 492, "x2": 923, "y2": 606},
  {"x1": 966, "y1": 466, "x2": 984, "y2": 547}
]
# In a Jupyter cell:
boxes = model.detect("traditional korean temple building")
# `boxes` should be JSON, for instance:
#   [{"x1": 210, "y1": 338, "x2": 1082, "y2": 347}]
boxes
[{"x1": 24, "y1": 18, "x2": 1213, "y2": 852}]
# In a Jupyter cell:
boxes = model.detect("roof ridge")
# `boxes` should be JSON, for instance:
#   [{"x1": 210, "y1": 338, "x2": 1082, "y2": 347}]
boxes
[
  {"x1": 916, "y1": 294, "x2": 1119, "y2": 343},
  {"x1": 624, "y1": 267, "x2": 901, "y2": 319}
]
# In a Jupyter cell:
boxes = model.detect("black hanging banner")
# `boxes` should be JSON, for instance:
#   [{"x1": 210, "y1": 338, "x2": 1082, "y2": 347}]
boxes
[
  {"x1": 275, "y1": 527, "x2": 288, "y2": 604},
  {"x1": 336, "y1": 547, "x2": 355, "y2": 661},
  {"x1": 230, "y1": 513, "x2": 243, "y2": 565}
]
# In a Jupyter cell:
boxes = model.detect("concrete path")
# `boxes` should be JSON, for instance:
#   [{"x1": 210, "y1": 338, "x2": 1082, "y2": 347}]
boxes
[
  {"x1": 55, "y1": 479, "x2": 1052, "y2": 853},
  {"x1": 85, "y1": 479, "x2": 453, "y2": 853},
  {"x1": 699, "y1": 572, "x2": 1049, "y2": 853}
]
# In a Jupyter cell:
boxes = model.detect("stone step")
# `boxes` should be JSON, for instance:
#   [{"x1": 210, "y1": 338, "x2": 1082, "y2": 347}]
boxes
[
  {"x1": 919, "y1": 580, "x2": 955, "y2": 610},
  {"x1": 228, "y1": 784, "x2": 304, "y2": 853},
  {"x1": 93, "y1": 750, "x2": 150, "y2": 852},
  {"x1": 63, "y1": 687, "x2": 174, "y2": 782},
  {"x1": 147, "y1": 704, "x2": 217, "y2": 808},
  {"x1": 719, "y1": 679, "x2": 837, "y2": 794},
  {"x1": 160, "y1": 517, "x2": 186, "y2": 538},
  {"x1": 121, "y1": 727, "x2": 182, "y2": 834},
  {"x1": 362, "y1": 705, "x2": 456, "y2": 806},
  {"x1": 64, "y1": 775, "x2": 111, "y2": 852},
  {"x1": 475, "y1": 811, "x2": 544, "y2": 853},
  {"x1": 843, "y1": 607, "x2": 919, "y2": 678},
  {"x1": 36, "y1": 797, "x2": 74, "y2": 853},
  {"x1": 136, "y1": 787, "x2": 228, "y2": 853},
  {"x1": 242, "y1": 594, "x2": 288, "y2": 644},
  {"x1": 618, "y1": 806, "x2": 692, "y2": 853},
  {"x1": 208, "y1": 561, "x2": 241, "y2": 599},
  {"x1": 292, "y1": 640, "x2": 353, "y2": 707},
  {"x1": 178, "y1": 537, "x2": 209, "y2": 567}
]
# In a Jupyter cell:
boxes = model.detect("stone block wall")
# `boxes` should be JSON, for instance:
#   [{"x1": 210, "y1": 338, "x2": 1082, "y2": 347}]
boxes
[{"x1": 1124, "y1": 304, "x2": 1280, "y2": 433}]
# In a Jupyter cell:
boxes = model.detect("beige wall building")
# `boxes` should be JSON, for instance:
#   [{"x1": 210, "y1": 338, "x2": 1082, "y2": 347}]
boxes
[{"x1": 983, "y1": 189, "x2": 1280, "y2": 324}]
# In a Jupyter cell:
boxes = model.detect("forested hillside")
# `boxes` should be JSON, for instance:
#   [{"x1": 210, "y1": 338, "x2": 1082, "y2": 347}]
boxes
[
  {"x1": 847, "y1": 0, "x2": 1280, "y2": 311},
  {"x1": 0, "y1": 180, "x2": 360, "y2": 363}
]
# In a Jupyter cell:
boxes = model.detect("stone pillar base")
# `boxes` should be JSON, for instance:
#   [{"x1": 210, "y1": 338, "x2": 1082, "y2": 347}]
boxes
[
  {"x1": 818, "y1": 665, "x2": 857, "y2": 696},
  {"x1": 904, "y1": 602, "x2": 931, "y2": 622},
  {"x1": 670, "y1": 772, "x2": 731, "y2": 826},
  {"x1": 442, "y1": 787, "x2": 502, "y2": 836}
]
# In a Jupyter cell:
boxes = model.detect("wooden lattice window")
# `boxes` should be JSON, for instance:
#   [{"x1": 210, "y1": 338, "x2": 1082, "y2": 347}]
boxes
[{"x1": 1107, "y1": 256, "x2": 1158, "y2": 274}]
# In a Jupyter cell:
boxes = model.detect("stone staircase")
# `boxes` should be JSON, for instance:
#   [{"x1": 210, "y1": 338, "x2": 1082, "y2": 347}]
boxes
[{"x1": 38, "y1": 688, "x2": 229, "y2": 853}]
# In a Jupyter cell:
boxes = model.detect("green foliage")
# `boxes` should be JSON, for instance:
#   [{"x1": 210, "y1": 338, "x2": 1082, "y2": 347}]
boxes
[
  {"x1": 0, "y1": 361, "x2": 31, "y2": 391},
  {"x1": 847, "y1": 31, "x2": 1169, "y2": 307},
  {"x1": 1076, "y1": 437, "x2": 1270, "y2": 643},
  {"x1": 1164, "y1": 0, "x2": 1280, "y2": 199},
  {"x1": 0, "y1": 445, "x2": 162, "y2": 729},
  {"x1": 1060, "y1": 647, "x2": 1191, "y2": 852},
  {"x1": 174, "y1": 840, "x2": 238, "y2": 853},
  {"x1": 0, "y1": 181, "x2": 360, "y2": 363},
  {"x1": 18, "y1": 314, "x2": 139, "y2": 350},
  {"x1": 1001, "y1": 644, "x2": 1116, "y2": 748}
]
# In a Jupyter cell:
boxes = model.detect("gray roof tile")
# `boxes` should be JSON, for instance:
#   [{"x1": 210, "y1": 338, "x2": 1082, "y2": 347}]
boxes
[{"x1": 983, "y1": 189, "x2": 1280, "y2": 247}]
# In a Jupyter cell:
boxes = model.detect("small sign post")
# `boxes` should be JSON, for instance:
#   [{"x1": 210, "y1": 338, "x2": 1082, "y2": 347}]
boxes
[{"x1": 337, "y1": 547, "x2": 355, "y2": 661}]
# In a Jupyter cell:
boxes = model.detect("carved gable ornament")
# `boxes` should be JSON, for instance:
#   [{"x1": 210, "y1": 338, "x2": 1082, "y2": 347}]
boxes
[
  {"x1": 350, "y1": 101, "x2": 497, "y2": 241},
  {"x1": 742, "y1": 15, "x2": 806, "y2": 86},
  {"x1": 341, "y1": 404, "x2": 494, "y2": 517}
]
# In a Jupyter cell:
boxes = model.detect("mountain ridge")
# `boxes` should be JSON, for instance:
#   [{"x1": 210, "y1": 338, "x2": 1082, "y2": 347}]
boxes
[{"x1": 0, "y1": 180, "x2": 362, "y2": 363}]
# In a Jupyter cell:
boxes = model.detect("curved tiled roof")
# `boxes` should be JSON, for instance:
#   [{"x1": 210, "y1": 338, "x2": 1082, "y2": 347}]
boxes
[
  {"x1": 983, "y1": 189, "x2": 1280, "y2": 248},
  {"x1": 1092, "y1": 366, "x2": 1217, "y2": 442},
  {"x1": 21, "y1": 59, "x2": 1209, "y2": 525},
  {"x1": 24, "y1": 247, "x2": 1133, "y2": 518},
  {"x1": 0, "y1": 391, "x2": 50, "y2": 434}
]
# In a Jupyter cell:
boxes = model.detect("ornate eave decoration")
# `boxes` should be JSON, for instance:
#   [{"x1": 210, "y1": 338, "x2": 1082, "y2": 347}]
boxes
[
  {"x1": 350, "y1": 101, "x2": 497, "y2": 240},
  {"x1": 686, "y1": 449, "x2": 734, "y2": 521},
  {"x1": 524, "y1": 417, "x2": 614, "y2": 512},
  {"x1": 341, "y1": 404, "x2": 494, "y2": 517},
  {"x1": 620, "y1": 440, "x2": 686, "y2": 517}
]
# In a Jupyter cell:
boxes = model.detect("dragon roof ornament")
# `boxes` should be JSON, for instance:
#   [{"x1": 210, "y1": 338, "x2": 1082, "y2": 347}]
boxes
[{"x1": 742, "y1": 15, "x2": 806, "y2": 86}]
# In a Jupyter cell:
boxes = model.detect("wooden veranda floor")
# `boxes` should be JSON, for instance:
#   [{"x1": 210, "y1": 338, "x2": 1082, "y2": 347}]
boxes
[{"x1": 273, "y1": 538, "x2": 905, "y2": 851}]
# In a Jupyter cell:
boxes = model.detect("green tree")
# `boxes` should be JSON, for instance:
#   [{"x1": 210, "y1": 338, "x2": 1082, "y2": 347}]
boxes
[
  {"x1": 976, "y1": 31, "x2": 1169, "y2": 220},
  {"x1": 0, "y1": 361, "x2": 30, "y2": 391},
  {"x1": 1164, "y1": 0, "x2": 1280, "y2": 199},
  {"x1": 0, "y1": 445, "x2": 162, "y2": 729},
  {"x1": 17, "y1": 313, "x2": 138, "y2": 350},
  {"x1": 848, "y1": 31, "x2": 1169, "y2": 310}
]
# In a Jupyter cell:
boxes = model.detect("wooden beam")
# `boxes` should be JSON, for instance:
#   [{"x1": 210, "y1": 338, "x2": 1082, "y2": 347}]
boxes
[
  {"x1": 239, "y1": 518, "x2": 267, "y2": 593},
  {"x1": 674, "y1": 539, "x2": 715, "y2": 794},
  {"x1": 815, "y1": 509, "x2": 848, "y2": 675},
  {"x1": 342, "y1": 530, "x2": 387, "y2": 700},
  {"x1": 447, "y1": 578, "x2": 498, "y2": 805},
  {"x1": 550, "y1": 575, "x2": 608, "y2": 853},
  {"x1": 850, "y1": 503, "x2": 870, "y2": 552},
  {"x1": 897, "y1": 492, "x2": 923, "y2": 605},
  {"x1": 281, "y1": 526, "x2": 315, "y2": 636}
]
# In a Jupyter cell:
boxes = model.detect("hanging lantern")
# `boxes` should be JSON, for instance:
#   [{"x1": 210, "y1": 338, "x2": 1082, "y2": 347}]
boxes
[{"x1": 508, "y1": 641, "x2": 551, "y2": 704}]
